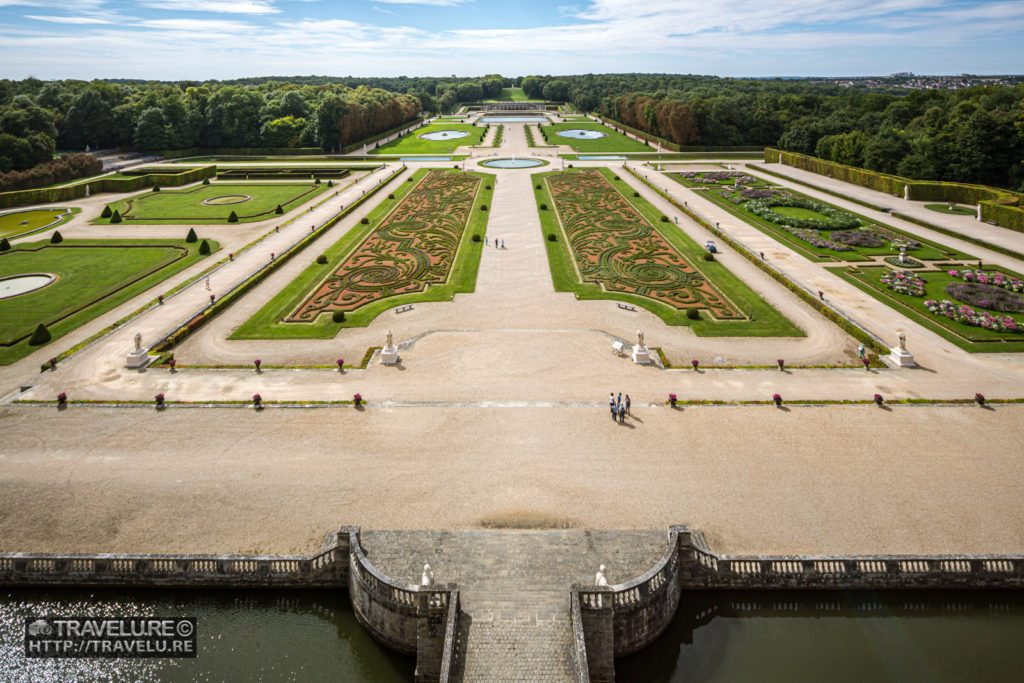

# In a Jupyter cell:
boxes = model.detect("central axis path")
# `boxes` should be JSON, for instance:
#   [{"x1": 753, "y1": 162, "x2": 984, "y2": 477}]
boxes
[{"x1": 362, "y1": 529, "x2": 667, "y2": 681}]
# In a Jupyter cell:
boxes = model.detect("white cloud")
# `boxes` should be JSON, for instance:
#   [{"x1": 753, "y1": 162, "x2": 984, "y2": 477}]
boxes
[
  {"x1": 373, "y1": 0, "x2": 471, "y2": 5},
  {"x1": 138, "y1": 18, "x2": 257, "y2": 32},
  {"x1": 373, "y1": 5, "x2": 398, "y2": 16},
  {"x1": 24, "y1": 14, "x2": 111, "y2": 23},
  {"x1": 137, "y1": 0, "x2": 280, "y2": 14}
]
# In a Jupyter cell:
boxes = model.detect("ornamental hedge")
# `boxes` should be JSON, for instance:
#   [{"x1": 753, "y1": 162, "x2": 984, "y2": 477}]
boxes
[{"x1": 745, "y1": 196, "x2": 860, "y2": 230}]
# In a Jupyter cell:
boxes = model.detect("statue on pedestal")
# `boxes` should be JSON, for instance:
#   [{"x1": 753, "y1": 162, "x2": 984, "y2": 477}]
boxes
[
  {"x1": 134, "y1": 332, "x2": 142, "y2": 351},
  {"x1": 421, "y1": 563, "x2": 434, "y2": 586},
  {"x1": 386, "y1": 329, "x2": 394, "y2": 349},
  {"x1": 595, "y1": 564, "x2": 608, "y2": 586},
  {"x1": 636, "y1": 330, "x2": 645, "y2": 348},
  {"x1": 897, "y1": 331, "x2": 906, "y2": 351}
]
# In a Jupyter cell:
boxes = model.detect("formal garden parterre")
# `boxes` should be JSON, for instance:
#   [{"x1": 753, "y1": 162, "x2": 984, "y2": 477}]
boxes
[
  {"x1": 538, "y1": 122, "x2": 652, "y2": 153},
  {"x1": 0, "y1": 208, "x2": 77, "y2": 240},
  {"x1": 93, "y1": 182, "x2": 329, "y2": 224},
  {"x1": 232, "y1": 168, "x2": 493, "y2": 338},
  {"x1": 0, "y1": 237, "x2": 218, "y2": 364},
  {"x1": 369, "y1": 124, "x2": 485, "y2": 155},
  {"x1": 536, "y1": 167, "x2": 801, "y2": 336}
]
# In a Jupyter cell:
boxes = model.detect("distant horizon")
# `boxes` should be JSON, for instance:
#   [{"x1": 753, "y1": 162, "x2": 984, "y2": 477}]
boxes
[{"x1": 2, "y1": 0, "x2": 1023, "y2": 81}]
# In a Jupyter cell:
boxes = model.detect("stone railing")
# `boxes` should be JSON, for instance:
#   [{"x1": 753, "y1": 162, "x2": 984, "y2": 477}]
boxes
[
  {"x1": 0, "y1": 530, "x2": 349, "y2": 588},
  {"x1": 568, "y1": 588, "x2": 592, "y2": 683},
  {"x1": 346, "y1": 528, "x2": 457, "y2": 682}
]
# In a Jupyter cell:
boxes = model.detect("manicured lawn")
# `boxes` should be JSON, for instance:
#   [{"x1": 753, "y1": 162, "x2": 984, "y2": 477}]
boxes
[
  {"x1": 689, "y1": 180, "x2": 972, "y2": 263},
  {"x1": 0, "y1": 237, "x2": 219, "y2": 364},
  {"x1": 232, "y1": 168, "x2": 493, "y2": 339},
  {"x1": 535, "y1": 167, "x2": 801, "y2": 337},
  {"x1": 925, "y1": 203, "x2": 977, "y2": 216},
  {"x1": 835, "y1": 264, "x2": 1024, "y2": 352},
  {"x1": 369, "y1": 124, "x2": 486, "y2": 155},
  {"x1": 539, "y1": 122, "x2": 653, "y2": 153},
  {"x1": 1, "y1": 208, "x2": 77, "y2": 239},
  {"x1": 93, "y1": 183, "x2": 328, "y2": 224},
  {"x1": 485, "y1": 88, "x2": 534, "y2": 102}
]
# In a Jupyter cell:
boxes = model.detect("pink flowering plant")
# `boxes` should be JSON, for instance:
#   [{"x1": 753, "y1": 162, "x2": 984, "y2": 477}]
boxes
[
  {"x1": 948, "y1": 269, "x2": 1024, "y2": 293},
  {"x1": 880, "y1": 270, "x2": 926, "y2": 297},
  {"x1": 923, "y1": 300, "x2": 1024, "y2": 334}
]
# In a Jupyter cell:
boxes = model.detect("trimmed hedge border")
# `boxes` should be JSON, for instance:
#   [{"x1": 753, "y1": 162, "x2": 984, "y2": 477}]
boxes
[
  {"x1": 0, "y1": 166, "x2": 216, "y2": 210},
  {"x1": 765, "y1": 148, "x2": 1024, "y2": 233},
  {"x1": 623, "y1": 165, "x2": 888, "y2": 355},
  {"x1": 150, "y1": 169, "x2": 404, "y2": 355},
  {"x1": 597, "y1": 117, "x2": 763, "y2": 153}
]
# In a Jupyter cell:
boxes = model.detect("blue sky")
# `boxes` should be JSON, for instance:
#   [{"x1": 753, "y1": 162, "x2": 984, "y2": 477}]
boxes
[{"x1": 1, "y1": 0, "x2": 1023, "y2": 80}]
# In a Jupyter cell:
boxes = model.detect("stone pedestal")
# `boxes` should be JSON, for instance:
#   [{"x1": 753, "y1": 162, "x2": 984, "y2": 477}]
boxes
[
  {"x1": 631, "y1": 345, "x2": 652, "y2": 365},
  {"x1": 889, "y1": 347, "x2": 916, "y2": 368},
  {"x1": 125, "y1": 349, "x2": 151, "y2": 369},
  {"x1": 380, "y1": 345, "x2": 399, "y2": 365}
]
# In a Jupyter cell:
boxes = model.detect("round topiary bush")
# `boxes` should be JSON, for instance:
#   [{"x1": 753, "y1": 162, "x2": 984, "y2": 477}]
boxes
[
  {"x1": 185, "y1": 227, "x2": 197, "y2": 243},
  {"x1": 50, "y1": 230, "x2": 63, "y2": 244},
  {"x1": 946, "y1": 282, "x2": 1024, "y2": 313},
  {"x1": 686, "y1": 308, "x2": 700, "y2": 320},
  {"x1": 332, "y1": 310, "x2": 346, "y2": 323},
  {"x1": 703, "y1": 252, "x2": 715, "y2": 261},
  {"x1": 408, "y1": 177, "x2": 414, "y2": 182},
  {"x1": 110, "y1": 210, "x2": 122, "y2": 224},
  {"x1": 536, "y1": 184, "x2": 542, "y2": 190},
  {"x1": 613, "y1": 176, "x2": 620, "y2": 180},
  {"x1": 275, "y1": 204, "x2": 284, "y2": 215},
  {"x1": 361, "y1": 217, "x2": 369, "y2": 224},
  {"x1": 100, "y1": 205, "x2": 112, "y2": 218},
  {"x1": 485, "y1": 185, "x2": 491, "y2": 190},
  {"x1": 0, "y1": 238, "x2": 9, "y2": 251},
  {"x1": 540, "y1": 204, "x2": 547, "y2": 210},
  {"x1": 388, "y1": 193, "x2": 395, "y2": 199},
  {"x1": 316, "y1": 255, "x2": 328, "y2": 264},
  {"x1": 567, "y1": 164, "x2": 574, "y2": 168},
  {"x1": 480, "y1": 204, "x2": 488, "y2": 211},
  {"x1": 198, "y1": 239, "x2": 210, "y2": 255},
  {"x1": 548, "y1": 233, "x2": 557, "y2": 242},
  {"x1": 472, "y1": 234, "x2": 481, "y2": 242},
  {"x1": 633, "y1": 191, "x2": 639, "y2": 197},
  {"x1": 227, "y1": 211, "x2": 238, "y2": 223},
  {"x1": 29, "y1": 323, "x2": 51, "y2": 345},
  {"x1": 660, "y1": 216, "x2": 669, "y2": 223}
]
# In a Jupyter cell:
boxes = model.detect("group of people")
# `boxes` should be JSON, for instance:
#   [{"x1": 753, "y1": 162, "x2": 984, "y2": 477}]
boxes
[
  {"x1": 484, "y1": 236, "x2": 505, "y2": 249},
  {"x1": 609, "y1": 392, "x2": 631, "y2": 423}
]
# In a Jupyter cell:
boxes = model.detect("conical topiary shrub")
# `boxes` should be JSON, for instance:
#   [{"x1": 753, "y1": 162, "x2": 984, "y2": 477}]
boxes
[
  {"x1": 110, "y1": 209, "x2": 122, "y2": 224},
  {"x1": 227, "y1": 211, "x2": 238, "y2": 223},
  {"x1": 0, "y1": 237, "x2": 9, "y2": 251},
  {"x1": 275, "y1": 204, "x2": 283, "y2": 215},
  {"x1": 100, "y1": 205, "x2": 112, "y2": 218},
  {"x1": 29, "y1": 323, "x2": 51, "y2": 345},
  {"x1": 50, "y1": 230, "x2": 63, "y2": 244},
  {"x1": 198, "y1": 239, "x2": 210, "y2": 254},
  {"x1": 185, "y1": 227, "x2": 197, "y2": 243}
]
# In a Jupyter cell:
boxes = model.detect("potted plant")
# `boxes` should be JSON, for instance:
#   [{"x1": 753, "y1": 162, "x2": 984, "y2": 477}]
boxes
[
  {"x1": 337, "y1": 358, "x2": 345, "y2": 372},
  {"x1": 155, "y1": 393, "x2": 165, "y2": 408},
  {"x1": 57, "y1": 392, "x2": 67, "y2": 407},
  {"x1": 874, "y1": 393, "x2": 884, "y2": 407},
  {"x1": 975, "y1": 393, "x2": 986, "y2": 406},
  {"x1": 772, "y1": 393, "x2": 782, "y2": 407},
  {"x1": 49, "y1": 357, "x2": 57, "y2": 371},
  {"x1": 254, "y1": 359, "x2": 262, "y2": 372},
  {"x1": 668, "y1": 393, "x2": 677, "y2": 407},
  {"x1": 158, "y1": 294, "x2": 164, "y2": 304},
  {"x1": 353, "y1": 392, "x2": 362, "y2": 407},
  {"x1": 168, "y1": 358, "x2": 176, "y2": 372},
  {"x1": 862, "y1": 358, "x2": 871, "y2": 370},
  {"x1": 253, "y1": 393, "x2": 262, "y2": 408},
  {"x1": 691, "y1": 359, "x2": 699, "y2": 371},
  {"x1": 777, "y1": 359, "x2": 785, "y2": 371}
]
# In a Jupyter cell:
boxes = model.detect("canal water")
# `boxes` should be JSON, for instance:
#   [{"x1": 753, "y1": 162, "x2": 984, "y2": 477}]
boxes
[
  {"x1": 616, "y1": 590, "x2": 1024, "y2": 682},
  {"x1": 0, "y1": 588, "x2": 413, "y2": 682}
]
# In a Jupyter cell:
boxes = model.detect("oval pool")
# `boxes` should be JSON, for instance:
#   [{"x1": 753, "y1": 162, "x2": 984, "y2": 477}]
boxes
[{"x1": 480, "y1": 158, "x2": 546, "y2": 169}]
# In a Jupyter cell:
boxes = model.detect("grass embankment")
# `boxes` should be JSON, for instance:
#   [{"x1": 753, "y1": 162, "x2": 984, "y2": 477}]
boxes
[{"x1": 94, "y1": 183, "x2": 329, "y2": 224}]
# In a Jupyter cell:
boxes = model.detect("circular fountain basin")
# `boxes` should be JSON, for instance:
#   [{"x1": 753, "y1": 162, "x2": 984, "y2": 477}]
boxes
[
  {"x1": 557, "y1": 129, "x2": 608, "y2": 140},
  {"x1": 419, "y1": 130, "x2": 470, "y2": 141},
  {"x1": 480, "y1": 158, "x2": 546, "y2": 169},
  {"x1": 202, "y1": 194, "x2": 252, "y2": 206},
  {"x1": 0, "y1": 273, "x2": 57, "y2": 300}
]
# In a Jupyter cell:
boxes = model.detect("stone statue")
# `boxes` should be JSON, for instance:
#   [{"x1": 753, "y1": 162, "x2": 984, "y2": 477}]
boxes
[
  {"x1": 897, "y1": 331, "x2": 906, "y2": 350},
  {"x1": 595, "y1": 564, "x2": 608, "y2": 586},
  {"x1": 636, "y1": 330, "x2": 645, "y2": 348},
  {"x1": 421, "y1": 563, "x2": 434, "y2": 586},
  {"x1": 134, "y1": 332, "x2": 142, "y2": 351},
  {"x1": 904, "y1": 185, "x2": 910, "y2": 201},
  {"x1": 386, "y1": 329, "x2": 394, "y2": 349}
]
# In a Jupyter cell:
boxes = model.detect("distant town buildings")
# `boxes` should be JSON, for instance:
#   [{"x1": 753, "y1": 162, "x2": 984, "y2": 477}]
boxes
[{"x1": 807, "y1": 74, "x2": 1023, "y2": 90}]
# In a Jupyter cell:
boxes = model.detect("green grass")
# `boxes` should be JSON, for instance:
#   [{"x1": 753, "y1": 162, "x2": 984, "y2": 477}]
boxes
[
  {"x1": 1, "y1": 207, "x2": 77, "y2": 239},
  {"x1": 688, "y1": 180, "x2": 973, "y2": 263},
  {"x1": 0, "y1": 238, "x2": 219, "y2": 364},
  {"x1": 535, "y1": 168, "x2": 802, "y2": 337},
  {"x1": 540, "y1": 123, "x2": 653, "y2": 153},
  {"x1": 834, "y1": 264, "x2": 1024, "y2": 352},
  {"x1": 232, "y1": 168, "x2": 493, "y2": 339},
  {"x1": 484, "y1": 88, "x2": 534, "y2": 102},
  {"x1": 93, "y1": 183, "x2": 328, "y2": 224},
  {"x1": 368, "y1": 124, "x2": 486, "y2": 155},
  {"x1": 925, "y1": 203, "x2": 977, "y2": 216}
]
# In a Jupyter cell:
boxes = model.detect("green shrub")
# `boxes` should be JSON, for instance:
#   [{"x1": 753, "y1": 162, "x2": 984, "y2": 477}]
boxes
[
  {"x1": 316, "y1": 254, "x2": 328, "y2": 264},
  {"x1": 185, "y1": 227, "x2": 197, "y2": 242},
  {"x1": 361, "y1": 217, "x2": 369, "y2": 224},
  {"x1": 314, "y1": 178, "x2": 321, "y2": 185},
  {"x1": 536, "y1": 184, "x2": 541, "y2": 190},
  {"x1": 198, "y1": 239, "x2": 210, "y2": 255},
  {"x1": 614, "y1": 176, "x2": 620, "y2": 180},
  {"x1": 332, "y1": 310, "x2": 345, "y2": 323},
  {"x1": 660, "y1": 215, "x2": 669, "y2": 222},
  {"x1": 275, "y1": 204, "x2": 283, "y2": 215},
  {"x1": 686, "y1": 308, "x2": 700, "y2": 320},
  {"x1": 633, "y1": 191, "x2": 639, "y2": 197},
  {"x1": 110, "y1": 209, "x2": 122, "y2": 224},
  {"x1": 485, "y1": 185, "x2": 491, "y2": 190},
  {"x1": 227, "y1": 211, "x2": 238, "y2": 223},
  {"x1": 480, "y1": 204, "x2": 488, "y2": 211},
  {"x1": 202, "y1": 177, "x2": 210, "y2": 185},
  {"x1": 408, "y1": 177, "x2": 414, "y2": 182},
  {"x1": 548, "y1": 233, "x2": 557, "y2": 241},
  {"x1": 568, "y1": 164, "x2": 573, "y2": 168},
  {"x1": 29, "y1": 323, "x2": 51, "y2": 345},
  {"x1": 152, "y1": 185, "x2": 160, "y2": 192},
  {"x1": 49, "y1": 230, "x2": 63, "y2": 244},
  {"x1": 0, "y1": 237, "x2": 9, "y2": 251},
  {"x1": 100, "y1": 205, "x2": 112, "y2": 218},
  {"x1": 703, "y1": 252, "x2": 715, "y2": 261},
  {"x1": 327, "y1": 180, "x2": 334, "y2": 187},
  {"x1": 540, "y1": 203, "x2": 547, "y2": 210},
  {"x1": 388, "y1": 193, "x2": 395, "y2": 199},
  {"x1": 472, "y1": 234, "x2": 481, "y2": 242}
]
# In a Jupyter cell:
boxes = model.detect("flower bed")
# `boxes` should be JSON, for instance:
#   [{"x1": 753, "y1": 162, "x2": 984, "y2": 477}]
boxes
[
  {"x1": 945, "y1": 282, "x2": 1024, "y2": 313},
  {"x1": 778, "y1": 224, "x2": 854, "y2": 251},
  {"x1": 923, "y1": 299, "x2": 1024, "y2": 333},
  {"x1": 883, "y1": 256, "x2": 924, "y2": 268},
  {"x1": 745, "y1": 196, "x2": 860, "y2": 230},
  {"x1": 880, "y1": 270, "x2": 926, "y2": 297},
  {"x1": 948, "y1": 269, "x2": 1024, "y2": 293},
  {"x1": 831, "y1": 229, "x2": 885, "y2": 248}
]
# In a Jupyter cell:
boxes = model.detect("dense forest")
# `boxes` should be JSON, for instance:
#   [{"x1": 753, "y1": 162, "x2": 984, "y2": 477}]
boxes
[{"x1": 1, "y1": 73, "x2": 1022, "y2": 192}]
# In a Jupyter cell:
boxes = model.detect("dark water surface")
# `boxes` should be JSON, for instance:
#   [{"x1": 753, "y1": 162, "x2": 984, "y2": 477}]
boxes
[
  {"x1": 617, "y1": 590, "x2": 1024, "y2": 683},
  {"x1": 0, "y1": 587, "x2": 413, "y2": 682}
]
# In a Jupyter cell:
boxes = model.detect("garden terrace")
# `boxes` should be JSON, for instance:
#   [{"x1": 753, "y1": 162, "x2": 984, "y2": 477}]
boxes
[
  {"x1": 95, "y1": 182, "x2": 328, "y2": 224},
  {"x1": 0, "y1": 238, "x2": 218, "y2": 364},
  {"x1": 369, "y1": 124, "x2": 485, "y2": 155},
  {"x1": 835, "y1": 264, "x2": 1024, "y2": 352},
  {"x1": 539, "y1": 122, "x2": 652, "y2": 153},
  {"x1": 232, "y1": 168, "x2": 493, "y2": 338}
]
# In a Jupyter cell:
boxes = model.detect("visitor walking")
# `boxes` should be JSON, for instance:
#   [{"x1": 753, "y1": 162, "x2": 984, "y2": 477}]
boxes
[
  {"x1": 501, "y1": 239, "x2": 504, "y2": 249},
  {"x1": 205, "y1": 276, "x2": 211, "y2": 291},
  {"x1": 485, "y1": 236, "x2": 489, "y2": 246},
  {"x1": 618, "y1": 405, "x2": 625, "y2": 423},
  {"x1": 625, "y1": 395, "x2": 631, "y2": 415},
  {"x1": 617, "y1": 392, "x2": 622, "y2": 406},
  {"x1": 610, "y1": 402, "x2": 617, "y2": 420},
  {"x1": 818, "y1": 290, "x2": 824, "y2": 300}
]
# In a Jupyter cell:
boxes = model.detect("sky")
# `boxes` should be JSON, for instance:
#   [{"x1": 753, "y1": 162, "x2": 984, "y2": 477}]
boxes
[{"x1": 1, "y1": 0, "x2": 1023, "y2": 81}]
